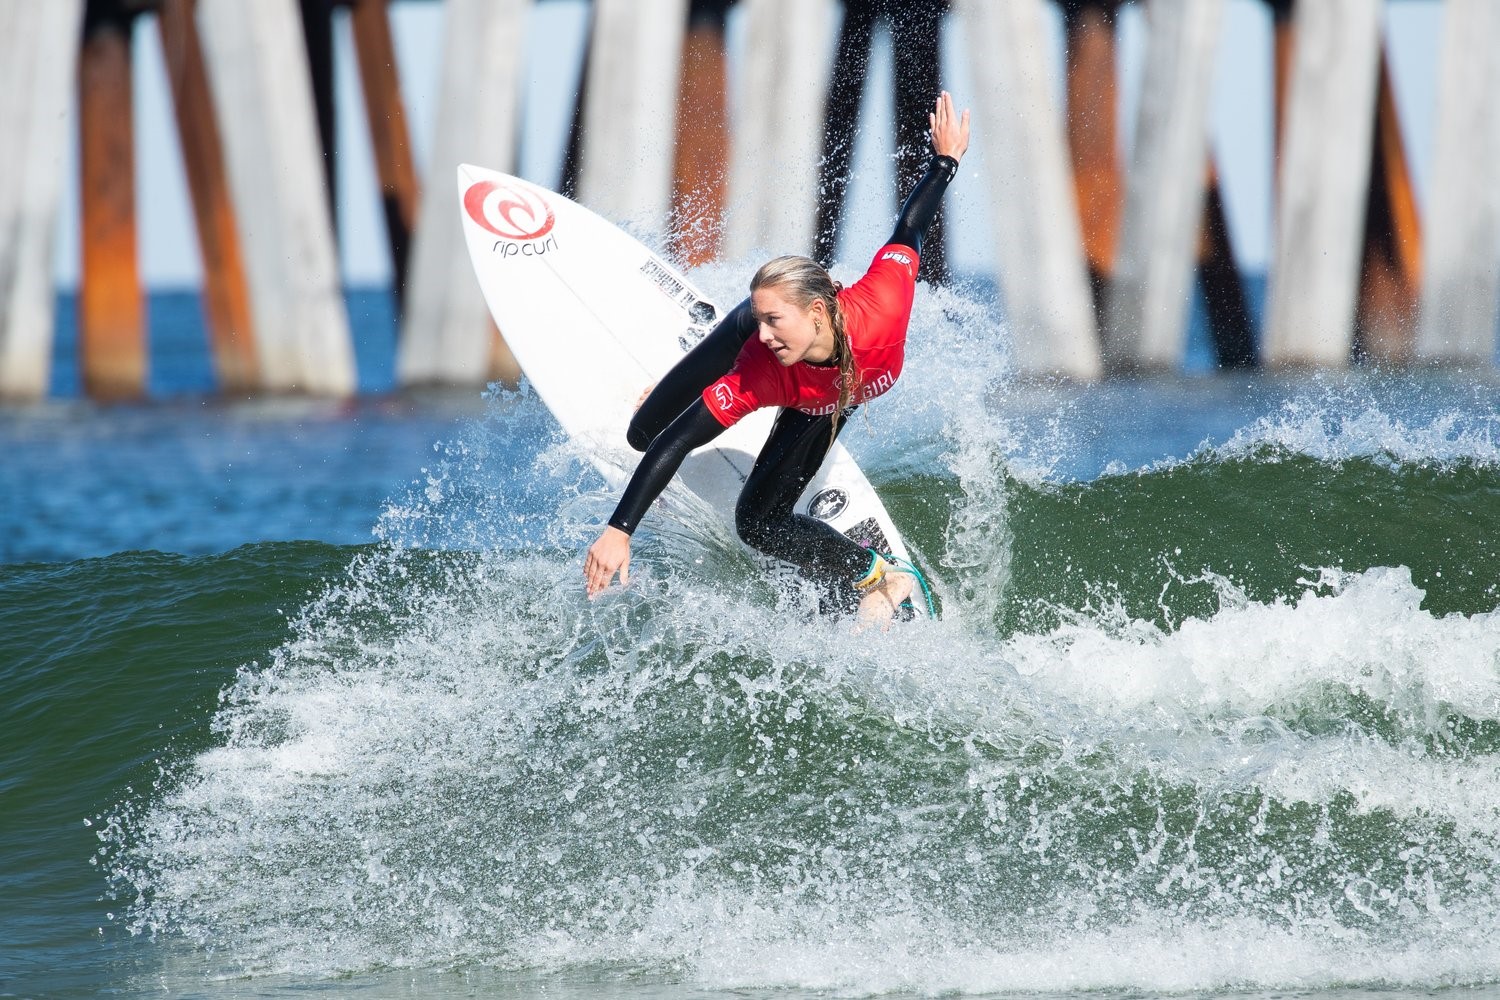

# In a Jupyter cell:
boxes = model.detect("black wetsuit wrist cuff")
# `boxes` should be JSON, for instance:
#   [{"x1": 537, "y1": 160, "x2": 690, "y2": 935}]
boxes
[
  {"x1": 607, "y1": 516, "x2": 635, "y2": 536},
  {"x1": 932, "y1": 154, "x2": 958, "y2": 182}
]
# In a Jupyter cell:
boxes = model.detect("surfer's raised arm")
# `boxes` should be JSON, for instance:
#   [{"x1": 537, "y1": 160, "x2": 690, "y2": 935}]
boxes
[
  {"x1": 588, "y1": 92, "x2": 970, "y2": 624},
  {"x1": 887, "y1": 91, "x2": 969, "y2": 256}
]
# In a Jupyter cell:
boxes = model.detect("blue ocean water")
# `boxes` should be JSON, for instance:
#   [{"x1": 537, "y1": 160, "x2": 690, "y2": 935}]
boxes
[{"x1": 4, "y1": 281, "x2": 1500, "y2": 999}]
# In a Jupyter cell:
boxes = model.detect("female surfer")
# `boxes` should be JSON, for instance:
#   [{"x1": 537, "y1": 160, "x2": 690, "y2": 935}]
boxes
[{"x1": 585, "y1": 91, "x2": 971, "y2": 623}]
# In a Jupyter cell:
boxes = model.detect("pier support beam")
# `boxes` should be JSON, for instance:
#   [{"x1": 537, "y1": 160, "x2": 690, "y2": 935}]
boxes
[
  {"x1": 812, "y1": 0, "x2": 875, "y2": 265},
  {"x1": 79, "y1": 0, "x2": 145, "y2": 400},
  {"x1": 159, "y1": 0, "x2": 259, "y2": 392},
  {"x1": 349, "y1": 0, "x2": 418, "y2": 308},
  {"x1": 1416, "y1": 0, "x2": 1500, "y2": 365},
  {"x1": 576, "y1": 0, "x2": 688, "y2": 234},
  {"x1": 1263, "y1": 0, "x2": 1381, "y2": 368},
  {"x1": 1062, "y1": 0, "x2": 1121, "y2": 310},
  {"x1": 891, "y1": 1, "x2": 948, "y2": 283},
  {"x1": 960, "y1": 0, "x2": 1101, "y2": 380},
  {"x1": 1198, "y1": 160, "x2": 1256, "y2": 368},
  {"x1": 1105, "y1": 0, "x2": 1222, "y2": 372},
  {"x1": 0, "y1": 1, "x2": 85, "y2": 400},
  {"x1": 198, "y1": 0, "x2": 354, "y2": 395},
  {"x1": 723, "y1": 0, "x2": 837, "y2": 261},
  {"x1": 398, "y1": 0, "x2": 527, "y2": 386},
  {"x1": 1354, "y1": 48, "x2": 1421, "y2": 364},
  {"x1": 669, "y1": 0, "x2": 729, "y2": 267}
]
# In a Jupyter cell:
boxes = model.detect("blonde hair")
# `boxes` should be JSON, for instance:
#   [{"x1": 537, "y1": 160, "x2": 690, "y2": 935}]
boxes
[{"x1": 750, "y1": 255, "x2": 857, "y2": 448}]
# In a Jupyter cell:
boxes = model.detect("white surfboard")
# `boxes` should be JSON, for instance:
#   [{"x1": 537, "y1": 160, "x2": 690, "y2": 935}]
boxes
[{"x1": 458, "y1": 164, "x2": 927, "y2": 607}]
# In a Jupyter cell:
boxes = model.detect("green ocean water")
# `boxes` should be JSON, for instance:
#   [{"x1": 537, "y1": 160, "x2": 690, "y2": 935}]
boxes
[
  {"x1": 5, "y1": 287, "x2": 1500, "y2": 998},
  {"x1": 5, "y1": 376, "x2": 1500, "y2": 997}
]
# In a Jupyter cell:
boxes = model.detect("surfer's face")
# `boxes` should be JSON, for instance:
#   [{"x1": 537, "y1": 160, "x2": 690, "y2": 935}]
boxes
[{"x1": 751, "y1": 286, "x2": 833, "y2": 366}]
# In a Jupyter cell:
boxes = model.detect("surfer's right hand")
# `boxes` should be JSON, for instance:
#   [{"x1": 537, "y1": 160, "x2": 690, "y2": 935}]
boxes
[
  {"x1": 585, "y1": 526, "x2": 632, "y2": 597},
  {"x1": 634, "y1": 383, "x2": 657, "y2": 412}
]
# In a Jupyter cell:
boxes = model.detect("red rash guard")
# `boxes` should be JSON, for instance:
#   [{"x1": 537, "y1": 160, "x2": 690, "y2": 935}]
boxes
[{"x1": 701, "y1": 243, "x2": 920, "y2": 427}]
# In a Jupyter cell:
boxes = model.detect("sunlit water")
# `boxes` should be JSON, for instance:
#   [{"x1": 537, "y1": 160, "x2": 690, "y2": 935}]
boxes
[{"x1": 3, "y1": 278, "x2": 1499, "y2": 998}]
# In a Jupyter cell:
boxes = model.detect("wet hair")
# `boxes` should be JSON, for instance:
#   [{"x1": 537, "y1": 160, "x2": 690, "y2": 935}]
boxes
[{"x1": 750, "y1": 255, "x2": 856, "y2": 447}]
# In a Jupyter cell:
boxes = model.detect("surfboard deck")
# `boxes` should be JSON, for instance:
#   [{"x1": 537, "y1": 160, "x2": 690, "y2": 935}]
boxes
[{"x1": 457, "y1": 164, "x2": 930, "y2": 611}]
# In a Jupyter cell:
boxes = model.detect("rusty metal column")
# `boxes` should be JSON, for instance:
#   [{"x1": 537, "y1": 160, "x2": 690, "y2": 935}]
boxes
[
  {"x1": 158, "y1": 0, "x2": 259, "y2": 392},
  {"x1": 1354, "y1": 48, "x2": 1421, "y2": 364},
  {"x1": 349, "y1": 0, "x2": 418, "y2": 308},
  {"x1": 79, "y1": 0, "x2": 145, "y2": 400},
  {"x1": 1062, "y1": 0, "x2": 1121, "y2": 313},
  {"x1": 669, "y1": 0, "x2": 729, "y2": 267}
]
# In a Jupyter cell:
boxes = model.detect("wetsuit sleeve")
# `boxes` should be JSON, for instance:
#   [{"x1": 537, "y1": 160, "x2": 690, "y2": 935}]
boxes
[
  {"x1": 627, "y1": 299, "x2": 757, "y2": 451},
  {"x1": 887, "y1": 154, "x2": 958, "y2": 256},
  {"x1": 609, "y1": 399, "x2": 727, "y2": 535}
]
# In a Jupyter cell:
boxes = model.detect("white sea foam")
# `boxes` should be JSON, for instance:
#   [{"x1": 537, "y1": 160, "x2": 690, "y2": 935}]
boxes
[{"x1": 108, "y1": 275, "x2": 1500, "y2": 994}]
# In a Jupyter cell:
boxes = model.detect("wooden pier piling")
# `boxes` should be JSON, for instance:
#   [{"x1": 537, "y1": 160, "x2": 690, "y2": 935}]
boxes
[
  {"x1": 1415, "y1": 0, "x2": 1500, "y2": 364},
  {"x1": 1354, "y1": 48, "x2": 1421, "y2": 364},
  {"x1": 8, "y1": 0, "x2": 1500, "y2": 404},
  {"x1": 0, "y1": 0, "x2": 84, "y2": 402},
  {"x1": 349, "y1": 0, "x2": 419, "y2": 307}
]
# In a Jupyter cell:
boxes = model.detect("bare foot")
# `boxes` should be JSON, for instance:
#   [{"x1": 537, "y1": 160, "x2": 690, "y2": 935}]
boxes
[{"x1": 855, "y1": 570, "x2": 916, "y2": 630}]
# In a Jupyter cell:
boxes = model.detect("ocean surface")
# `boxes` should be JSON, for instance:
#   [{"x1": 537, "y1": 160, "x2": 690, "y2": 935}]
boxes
[{"x1": 3, "y1": 282, "x2": 1500, "y2": 999}]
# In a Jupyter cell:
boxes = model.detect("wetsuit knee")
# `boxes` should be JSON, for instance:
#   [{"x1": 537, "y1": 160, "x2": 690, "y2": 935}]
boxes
[
  {"x1": 734, "y1": 496, "x2": 771, "y2": 551},
  {"x1": 626, "y1": 417, "x2": 653, "y2": 453}
]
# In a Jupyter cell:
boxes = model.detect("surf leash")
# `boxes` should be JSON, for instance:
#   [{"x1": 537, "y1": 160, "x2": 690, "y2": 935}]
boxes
[{"x1": 855, "y1": 550, "x2": 939, "y2": 619}]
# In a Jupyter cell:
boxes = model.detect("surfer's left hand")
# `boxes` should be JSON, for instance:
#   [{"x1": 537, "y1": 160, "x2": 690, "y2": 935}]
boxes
[
  {"x1": 929, "y1": 91, "x2": 970, "y2": 163},
  {"x1": 585, "y1": 526, "x2": 632, "y2": 597}
]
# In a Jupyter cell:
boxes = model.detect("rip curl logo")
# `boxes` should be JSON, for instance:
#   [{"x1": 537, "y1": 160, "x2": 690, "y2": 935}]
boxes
[
  {"x1": 464, "y1": 179, "x2": 556, "y2": 241},
  {"x1": 711, "y1": 384, "x2": 736, "y2": 411}
]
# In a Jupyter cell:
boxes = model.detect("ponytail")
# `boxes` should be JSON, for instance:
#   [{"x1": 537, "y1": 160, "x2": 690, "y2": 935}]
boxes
[{"x1": 750, "y1": 255, "x2": 859, "y2": 449}]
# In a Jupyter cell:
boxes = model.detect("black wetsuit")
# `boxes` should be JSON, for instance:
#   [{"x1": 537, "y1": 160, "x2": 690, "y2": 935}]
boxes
[{"x1": 608, "y1": 153, "x2": 958, "y2": 611}]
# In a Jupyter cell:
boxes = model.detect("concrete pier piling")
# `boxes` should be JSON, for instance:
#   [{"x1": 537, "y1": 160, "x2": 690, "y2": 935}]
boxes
[
  {"x1": 576, "y1": 0, "x2": 689, "y2": 233},
  {"x1": 397, "y1": 0, "x2": 528, "y2": 387},
  {"x1": 198, "y1": 0, "x2": 355, "y2": 395},
  {"x1": 960, "y1": 0, "x2": 1103, "y2": 380},
  {"x1": 1105, "y1": 0, "x2": 1223, "y2": 372},
  {"x1": 722, "y1": 0, "x2": 837, "y2": 262},
  {"x1": 1415, "y1": 0, "x2": 1500, "y2": 364},
  {"x1": 4, "y1": 0, "x2": 1500, "y2": 403},
  {"x1": 1264, "y1": 0, "x2": 1382, "y2": 368},
  {"x1": 0, "y1": 0, "x2": 84, "y2": 401}
]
